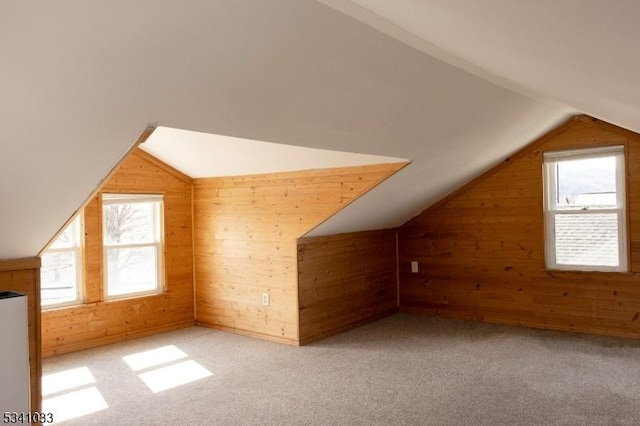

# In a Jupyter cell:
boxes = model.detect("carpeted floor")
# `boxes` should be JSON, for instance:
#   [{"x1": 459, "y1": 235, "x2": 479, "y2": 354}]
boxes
[{"x1": 42, "y1": 314, "x2": 640, "y2": 425}]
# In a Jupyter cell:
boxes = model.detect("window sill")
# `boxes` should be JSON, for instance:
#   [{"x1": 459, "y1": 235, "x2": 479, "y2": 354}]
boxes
[
  {"x1": 543, "y1": 268, "x2": 635, "y2": 276},
  {"x1": 103, "y1": 290, "x2": 165, "y2": 303},
  {"x1": 41, "y1": 301, "x2": 84, "y2": 312}
]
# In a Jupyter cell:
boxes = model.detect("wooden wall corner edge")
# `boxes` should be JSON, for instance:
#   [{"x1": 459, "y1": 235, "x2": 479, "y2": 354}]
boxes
[{"x1": 133, "y1": 148, "x2": 193, "y2": 184}]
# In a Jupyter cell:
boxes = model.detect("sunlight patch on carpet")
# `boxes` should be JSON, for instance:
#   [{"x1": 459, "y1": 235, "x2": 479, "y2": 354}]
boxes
[
  {"x1": 42, "y1": 366, "x2": 96, "y2": 396},
  {"x1": 138, "y1": 360, "x2": 213, "y2": 393},
  {"x1": 123, "y1": 345, "x2": 188, "y2": 371},
  {"x1": 42, "y1": 386, "x2": 108, "y2": 424}
]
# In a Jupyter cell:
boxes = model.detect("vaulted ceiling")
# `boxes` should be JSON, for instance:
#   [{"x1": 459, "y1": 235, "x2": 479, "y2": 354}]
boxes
[{"x1": 2, "y1": 0, "x2": 637, "y2": 258}]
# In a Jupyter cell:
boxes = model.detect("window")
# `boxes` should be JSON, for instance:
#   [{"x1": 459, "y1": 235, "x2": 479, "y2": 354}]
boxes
[
  {"x1": 543, "y1": 145, "x2": 627, "y2": 271},
  {"x1": 102, "y1": 194, "x2": 164, "y2": 299},
  {"x1": 41, "y1": 215, "x2": 83, "y2": 307}
]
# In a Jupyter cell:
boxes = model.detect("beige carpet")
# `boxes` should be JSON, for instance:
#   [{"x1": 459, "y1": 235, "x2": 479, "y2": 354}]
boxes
[{"x1": 42, "y1": 314, "x2": 640, "y2": 425}]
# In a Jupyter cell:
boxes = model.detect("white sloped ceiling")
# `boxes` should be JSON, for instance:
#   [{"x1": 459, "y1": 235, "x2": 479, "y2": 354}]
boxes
[
  {"x1": 321, "y1": 0, "x2": 640, "y2": 133},
  {"x1": 0, "y1": 0, "x2": 571, "y2": 258}
]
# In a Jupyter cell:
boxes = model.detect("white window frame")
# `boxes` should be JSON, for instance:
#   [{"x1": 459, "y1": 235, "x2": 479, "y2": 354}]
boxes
[
  {"x1": 543, "y1": 145, "x2": 627, "y2": 272},
  {"x1": 102, "y1": 193, "x2": 165, "y2": 300},
  {"x1": 41, "y1": 214, "x2": 84, "y2": 309}
]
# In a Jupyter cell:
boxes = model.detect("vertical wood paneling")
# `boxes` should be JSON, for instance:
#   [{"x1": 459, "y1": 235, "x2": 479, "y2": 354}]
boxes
[
  {"x1": 0, "y1": 258, "x2": 42, "y2": 411},
  {"x1": 42, "y1": 150, "x2": 195, "y2": 356},
  {"x1": 398, "y1": 116, "x2": 640, "y2": 339},
  {"x1": 297, "y1": 230, "x2": 398, "y2": 344},
  {"x1": 194, "y1": 163, "x2": 405, "y2": 345}
]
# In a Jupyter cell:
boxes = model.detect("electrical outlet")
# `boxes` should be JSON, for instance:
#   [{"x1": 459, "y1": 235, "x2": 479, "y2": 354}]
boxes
[
  {"x1": 262, "y1": 292, "x2": 270, "y2": 306},
  {"x1": 411, "y1": 261, "x2": 419, "y2": 273}
]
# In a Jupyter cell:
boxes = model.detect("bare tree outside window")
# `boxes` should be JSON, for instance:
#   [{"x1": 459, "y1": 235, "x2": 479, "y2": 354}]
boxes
[
  {"x1": 104, "y1": 203, "x2": 149, "y2": 283},
  {"x1": 102, "y1": 194, "x2": 164, "y2": 298}
]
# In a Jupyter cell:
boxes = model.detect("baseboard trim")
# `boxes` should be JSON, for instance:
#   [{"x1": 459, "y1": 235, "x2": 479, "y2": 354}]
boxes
[
  {"x1": 42, "y1": 319, "x2": 196, "y2": 357},
  {"x1": 400, "y1": 307, "x2": 640, "y2": 341},
  {"x1": 195, "y1": 321, "x2": 299, "y2": 346}
]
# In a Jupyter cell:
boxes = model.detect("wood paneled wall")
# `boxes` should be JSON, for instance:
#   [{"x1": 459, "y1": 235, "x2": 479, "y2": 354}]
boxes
[
  {"x1": 42, "y1": 150, "x2": 194, "y2": 356},
  {"x1": 398, "y1": 116, "x2": 640, "y2": 339},
  {"x1": 194, "y1": 163, "x2": 405, "y2": 345},
  {"x1": 297, "y1": 230, "x2": 398, "y2": 344},
  {"x1": 0, "y1": 258, "x2": 41, "y2": 411}
]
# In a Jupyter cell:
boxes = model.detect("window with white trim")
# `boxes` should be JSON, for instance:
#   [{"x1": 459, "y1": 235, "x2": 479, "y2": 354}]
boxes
[
  {"x1": 41, "y1": 215, "x2": 84, "y2": 307},
  {"x1": 102, "y1": 194, "x2": 164, "y2": 299},
  {"x1": 543, "y1": 145, "x2": 627, "y2": 271}
]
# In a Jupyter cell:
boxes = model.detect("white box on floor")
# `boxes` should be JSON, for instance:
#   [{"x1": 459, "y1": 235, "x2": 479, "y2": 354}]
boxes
[{"x1": 0, "y1": 291, "x2": 30, "y2": 413}]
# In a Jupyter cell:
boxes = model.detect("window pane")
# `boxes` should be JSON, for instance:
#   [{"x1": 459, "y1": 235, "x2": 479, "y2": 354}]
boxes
[
  {"x1": 106, "y1": 246, "x2": 158, "y2": 296},
  {"x1": 49, "y1": 221, "x2": 76, "y2": 249},
  {"x1": 557, "y1": 156, "x2": 616, "y2": 209},
  {"x1": 555, "y1": 213, "x2": 619, "y2": 267},
  {"x1": 103, "y1": 202, "x2": 156, "y2": 245},
  {"x1": 41, "y1": 251, "x2": 78, "y2": 306}
]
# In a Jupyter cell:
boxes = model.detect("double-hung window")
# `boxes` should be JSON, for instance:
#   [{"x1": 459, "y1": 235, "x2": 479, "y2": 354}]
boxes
[
  {"x1": 543, "y1": 145, "x2": 627, "y2": 272},
  {"x1": 41, "y1": 214, "x2": 83, "y2": 307},
  {"x1": 102, "y1": 194, "x2": 164, "y2": 299}
]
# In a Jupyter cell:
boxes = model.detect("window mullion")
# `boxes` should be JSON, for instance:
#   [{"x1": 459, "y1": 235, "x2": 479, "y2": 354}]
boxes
[
  {"x1": 553, "y1": 208, "x2": 620, "y2": 215},
  {"x1": 104, "y1": 242, "x2": 156, "y2": 250}
]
